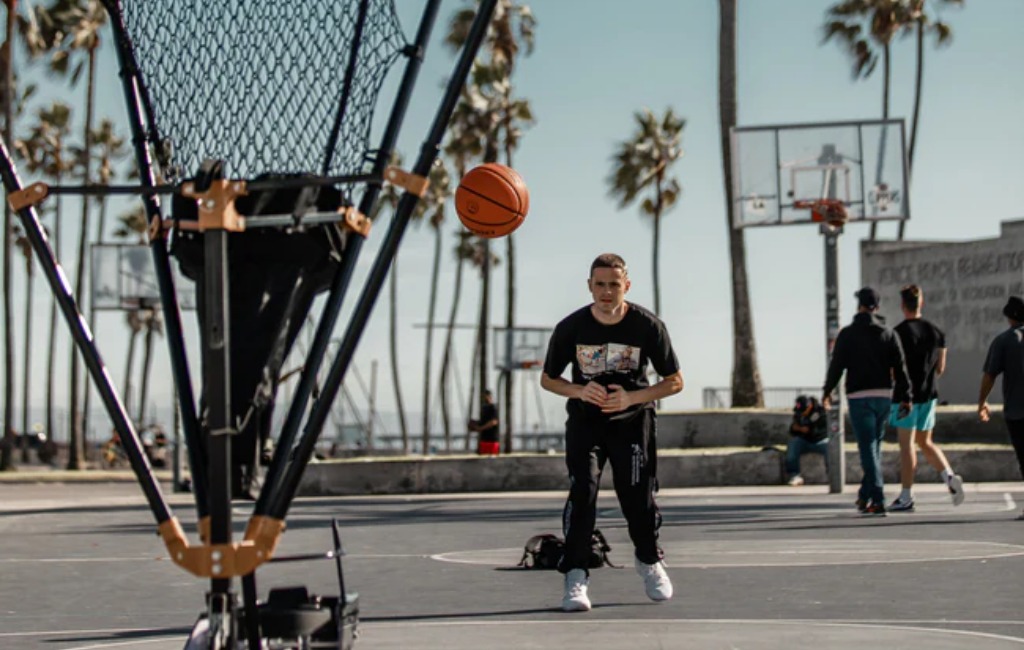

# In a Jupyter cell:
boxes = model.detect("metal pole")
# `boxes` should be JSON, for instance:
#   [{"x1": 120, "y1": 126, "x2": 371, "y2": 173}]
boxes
[{"x1": 823, "y1": 225, "x2": 845, "y2": 494}]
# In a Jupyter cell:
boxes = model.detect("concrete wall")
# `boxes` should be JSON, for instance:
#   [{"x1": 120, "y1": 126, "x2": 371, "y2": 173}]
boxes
[
  {"x1": 655, "y1": 406, "x2": 1009, "y2": 448},
  {"x1": 860, "y1": 219, "x2": 1024, "y2": 405},
  {"x1": 298, "y1": 446, "x2": 1022, "y2": 496}
]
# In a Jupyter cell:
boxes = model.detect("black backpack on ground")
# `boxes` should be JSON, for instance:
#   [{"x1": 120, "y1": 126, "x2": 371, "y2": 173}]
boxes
[{"x1": 517, "y1": 529, "x2": 618, "y2": 569}]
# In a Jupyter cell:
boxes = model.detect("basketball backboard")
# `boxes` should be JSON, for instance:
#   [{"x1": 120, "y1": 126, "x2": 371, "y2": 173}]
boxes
[
  {"x1": 91, "y1": 243, "x2": 196, "y2": 310},
  {"x1": 730, "y1": 119, "x2": 910, "y2": 228},
  {"x1": 493, "y1": 326, "x2": 551, "y2": 371}
]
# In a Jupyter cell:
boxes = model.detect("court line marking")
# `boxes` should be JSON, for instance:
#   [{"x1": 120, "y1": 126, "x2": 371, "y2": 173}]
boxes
[
  {"x1": 431, "y1": 538, "x2": 1024, "y2": 567},
  {"x1": 358, "y1": 618, "x2": 1024, "y2": 644},
  {"x1": 5, "y1": 618, "x2": 1023, "y2": 644}
]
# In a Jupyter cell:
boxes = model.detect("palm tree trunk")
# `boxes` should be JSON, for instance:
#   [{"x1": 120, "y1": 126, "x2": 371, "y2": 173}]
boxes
[
  {"x1": 1, "y1": 6, "x2": 15, "y2": 470},
  {"x1": 421, "y1": 227, "x2": 442, "y2": 455},
  {"x1": 652, "y1": 179, "x2": 663, "y2": 317},
  {"x1": 503, "y1": 234, "x2": 515, "y2": 453},
  {"x1": 477, "y1": 238, "x2": 490, "y2": 418},
  {"x1": 47, "y1": 195, "x2": 62, "y2": 463},
  {"x1": 123, "y1": 321, "x2": 138, "y2": 420},
  {"x1": 466, "y1": 314, "x2": 480, "y2": 451},
  {"x1": 719, "y1": 0, "x2": 763, "y2": 407},
  {"x1": 81, "y1": 196, "x2": 108, "y2": 441},
  {"x1": 440, "y1": 239, "x2": 467, "y2": 452},
  {"x1": 869, "y1": 44, "x2": 892, "y2": 242},
  {"x1": 389, "y1": 260, "x2": 408, "y2": 453},
  {"x1": 503, "y1": 115, "x2": 517, "y2": 454},
  {"x1": 901, "y1": 22, "x2": 925, "y2": 241},
  {"x1": 67, "y1": 48, "x2": 97, "y2": 468},
  {"x1": 137, "y1": 313, "x2": 154, "y2": 425},
  {"x1": 20, "y1": 258, "x2": 33, "y2": 463}
]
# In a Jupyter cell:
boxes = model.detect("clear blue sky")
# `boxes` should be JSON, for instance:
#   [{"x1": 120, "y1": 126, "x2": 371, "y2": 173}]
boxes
[{"x1": 6, "y1": 0, "x2": 1024, "y2": 439}]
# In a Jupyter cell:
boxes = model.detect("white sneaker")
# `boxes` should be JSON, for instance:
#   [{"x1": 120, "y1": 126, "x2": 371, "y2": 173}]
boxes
[
  {"x1": 787, "y1": 475, "x2": 805, "y2": 486},
  {"x1": 947, "y1": 474, "x2": 965, "y2": 506},
  {"x1": 635, "y1": 558, "x2": 673, "y2": 602},
  {"x1": 562, "y1": 569, "x2": 591, "y2": 612}
]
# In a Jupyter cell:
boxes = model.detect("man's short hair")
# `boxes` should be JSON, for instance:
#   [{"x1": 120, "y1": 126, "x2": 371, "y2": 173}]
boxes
[
  {"x1": 900, "y1": 284, "x2": 922, "y2": 311},
  {"x1": 590, "y1": 253, "x2": 627, "y2": 277}
]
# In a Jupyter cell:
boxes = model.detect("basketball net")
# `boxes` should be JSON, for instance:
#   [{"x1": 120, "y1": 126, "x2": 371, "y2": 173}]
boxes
[{"x1": 795, "y1": 199, "x2": 848, "y2": 228}]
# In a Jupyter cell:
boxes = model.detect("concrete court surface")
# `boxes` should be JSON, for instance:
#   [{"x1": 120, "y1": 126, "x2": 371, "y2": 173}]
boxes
[{"x1": 1, "y1": 481, "x2": 1023, "y2": 649}]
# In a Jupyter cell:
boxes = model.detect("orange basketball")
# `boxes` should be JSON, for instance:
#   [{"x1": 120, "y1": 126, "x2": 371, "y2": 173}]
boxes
[{"x1": 455, "y1": 163, "x2": 529, "y2": 238}]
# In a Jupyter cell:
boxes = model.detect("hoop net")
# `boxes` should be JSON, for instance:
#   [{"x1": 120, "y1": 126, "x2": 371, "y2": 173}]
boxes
[
  {"x1": 794, "y1": 198, "x2": 849, "y2": 227},
  {"x1": 113, "y1": 0, "x2": 407, "y2": 191}
]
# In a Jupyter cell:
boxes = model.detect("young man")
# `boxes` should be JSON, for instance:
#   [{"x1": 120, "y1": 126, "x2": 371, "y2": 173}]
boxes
[
  {"x1": 889, "y1": 285, "x2": 964, "y2": 512},
  {"x1": 978, "y1": 296, "x2": 1024, "y2": 520},
  {"x1": 541, "y1": 253, "x2": 684, "y2": 612},
  {"x1": 785, "y1": 395, "x2": 829, "y2": 486},
  {"x1": 468, "y1": 390, "x2": 500, "y2": 455},
  {"x1": 822, "y1": 287, "x2": 912, "y2": 516}
]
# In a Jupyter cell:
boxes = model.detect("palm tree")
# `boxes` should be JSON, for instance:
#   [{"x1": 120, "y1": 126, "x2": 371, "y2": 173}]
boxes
[
  {"x1": 13, "y1": 224, "x2": 36, "y2": 462},
  {"x1": 446, "y1": 0, "x2": 535, "y2": 451},
  {"x1": 417, "y1": 160, "x2": 452, "y2": 455},
  {"x1": 48, "y1": 0, "x2": 107, "y2": 465},
  {"x1": 608, "y1": 108, "x2": 684, "y2": 317},
  {"x1": 823, "y1": 0, "x2": 960, "y2": 240},
  {"x1": 370, "y1": 166, "x2": 409, "y2": 453},
  {"x1": 2, "y1": 0, "x2": 18, "y2": 470},
  {"x1": 14, "y1": 101, "x2": 74, "y2": 465},
  {"x1": 900, "y1": 0, "x2": 960, "y2": 239},
  {"x1": 718, "y1": 0, "x2": 764, "y2": 408},
  {"x1": 438, "y1": 231, "x2": 475, "y2": 451}
]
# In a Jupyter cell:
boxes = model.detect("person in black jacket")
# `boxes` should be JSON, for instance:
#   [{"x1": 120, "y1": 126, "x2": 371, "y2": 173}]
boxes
[{"x1": 822, "y1": 287, "x2": 912, "y2": 516}]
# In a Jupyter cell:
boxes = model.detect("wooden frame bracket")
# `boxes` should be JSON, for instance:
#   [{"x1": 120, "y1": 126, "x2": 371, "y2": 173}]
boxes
[
  {"x1": 180, "y1": 180, "x2": 248, "y2": 232},
  {"x1": 7, "y1": 182, "x2": 49, "y2": 211},
  {"x1": 158, "y1": 516, "x2": 286, "y2": 579},
  {"x1": 384, "y1": 166, "x2": 430, "y2": 197},
  {"x1": 339, "y1": 206, "x2": 371, "y2": 237}
]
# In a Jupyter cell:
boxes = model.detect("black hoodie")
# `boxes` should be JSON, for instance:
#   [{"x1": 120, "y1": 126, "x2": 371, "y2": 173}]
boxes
[{"x1": 823, "y1": 312, "x2": 912, "y2": 402}]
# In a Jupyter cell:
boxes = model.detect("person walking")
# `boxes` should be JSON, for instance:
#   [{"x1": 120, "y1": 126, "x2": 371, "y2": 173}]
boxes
[
  {"x1": 822, "y1": 287, "x2": 912, "y2": 516},
  {"x1": 541, "y1": 253, "x2": 684, "y2": 612},
  {"x1": 978, "y1": 296, "x2": 1024, "y2": 520},
  {"x1": 888, "y1": 285, "x2": 964, "y2": 512}
]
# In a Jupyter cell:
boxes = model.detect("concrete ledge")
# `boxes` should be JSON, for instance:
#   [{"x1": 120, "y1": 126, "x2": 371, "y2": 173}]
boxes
[
  {"x1": 657, "y1": 406, "x2": 1008, "y2": 448},
  {"x1": 297, "y1": 444, "x2": 1022, "y2": 496}
]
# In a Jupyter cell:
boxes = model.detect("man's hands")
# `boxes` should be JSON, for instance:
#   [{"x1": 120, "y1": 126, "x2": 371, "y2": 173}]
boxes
[
  {"x1": 897, "y1": 401, "x2": 912, "y2": 419},
  {"x1": 579, "y1": 381, "x2": 633, "y2": 413},
  {"x1": 979, "y1": 402, "x2": 991, "y2": 422},
  {"x1": 821, "y1": 394, "x2": 831, "y2": 409}
]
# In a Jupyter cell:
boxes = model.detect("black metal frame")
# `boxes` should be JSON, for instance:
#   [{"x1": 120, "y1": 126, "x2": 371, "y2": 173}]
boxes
[{"x1": 1, "y1": 0, "x2": 499, "y2": 647}]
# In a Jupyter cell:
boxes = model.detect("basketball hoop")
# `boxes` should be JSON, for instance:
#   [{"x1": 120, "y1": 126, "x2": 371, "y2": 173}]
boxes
[{"x1": 794, "y1": 199, "x2": 848, "y2": 228}]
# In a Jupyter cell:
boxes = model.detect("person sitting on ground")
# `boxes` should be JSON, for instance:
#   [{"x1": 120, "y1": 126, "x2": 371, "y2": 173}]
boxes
[{"x1": 785, "y1": 395, "x2": 829, "y2": 486}]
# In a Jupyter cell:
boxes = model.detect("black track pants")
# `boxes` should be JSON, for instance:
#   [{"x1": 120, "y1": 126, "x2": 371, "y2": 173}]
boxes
[
  {"x1": 558, "y1": 409, "x2": 663, "y2": 573},
  {"x1": 1005, "y1": 417, "x2": 1024, "y2": 480}
]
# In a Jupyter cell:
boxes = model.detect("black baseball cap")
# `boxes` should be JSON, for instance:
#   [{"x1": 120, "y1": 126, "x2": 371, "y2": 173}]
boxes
[
  {"x1": 855, "y1": 287, "x2": 880, "y2": 309},
  {"x1": 1003, "y1": 296, "x2": 1024, "y2": 322}
]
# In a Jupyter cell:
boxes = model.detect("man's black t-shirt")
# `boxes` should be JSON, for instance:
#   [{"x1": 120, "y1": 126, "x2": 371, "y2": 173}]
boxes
[
  {"x1": 478, "y1": 402, "x2": 499, "y2": 442},
  {"x1": 894, "y1": 318, "x2": 945, "y2": 404},
  {"x1": 543, "y1": 303, "x2": 680, "y2": 422}
]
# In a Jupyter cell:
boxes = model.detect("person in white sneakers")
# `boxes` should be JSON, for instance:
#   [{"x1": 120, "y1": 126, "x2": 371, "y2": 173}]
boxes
[
  {"x1": 888, "y1": 285, "x2": 964, "y2": 512},
  {"x1": 541, "y1": 253, "x2": 682, "y2": 612}
]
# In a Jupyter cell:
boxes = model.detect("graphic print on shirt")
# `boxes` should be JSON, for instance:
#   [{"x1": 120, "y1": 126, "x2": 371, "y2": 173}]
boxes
[{"x1": 576, "y1": 343, "x2": 641, "y2": 379}]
